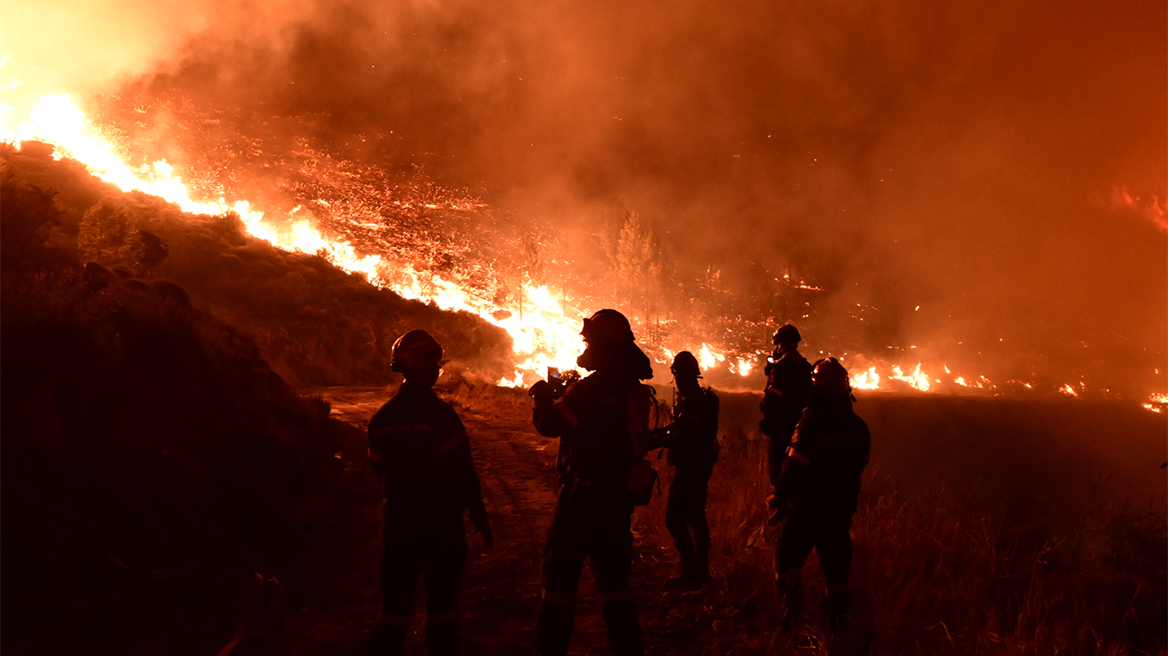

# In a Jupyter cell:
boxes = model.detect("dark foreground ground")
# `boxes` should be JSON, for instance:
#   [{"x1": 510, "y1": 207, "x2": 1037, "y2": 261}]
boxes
[{"x1": 4, "y1": 384, "x2": 1164, "y2": 655}]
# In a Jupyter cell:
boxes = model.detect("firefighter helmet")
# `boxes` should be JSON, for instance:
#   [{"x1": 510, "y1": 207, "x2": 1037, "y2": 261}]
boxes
[
  {"x1": 811, "y1": 357, "x2": 850, "y2": 392},
  {"x1": 670, "y1": 351, "x2": 702, "y2": 379},
  {"x1": 581, "y1": 309, "x2": 634, "y2": 344},
  {"x1": 773, "y1": 323, "x2": 801, "y2": 345},
  {"x1": 391, "y1": 330, "x2": 444, "y2": 374}
]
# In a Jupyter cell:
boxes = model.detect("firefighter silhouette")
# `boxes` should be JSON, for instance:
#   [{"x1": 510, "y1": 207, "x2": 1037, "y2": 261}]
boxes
[
  {"x1": 366, "y1": 330, "x2": 492, "y2": 656},
  {"x1": 772, "y1": 357, "x2": 870, "y2": 634},
  {"x1": 528, "y1": 309, "x2": 654, "y2": 656},
  {"x1": 759, "y1": 323, "x2": 813, "y2": 522},
  {"x1": 648, "y1": 351, "x2": 720, "y2": 591}
]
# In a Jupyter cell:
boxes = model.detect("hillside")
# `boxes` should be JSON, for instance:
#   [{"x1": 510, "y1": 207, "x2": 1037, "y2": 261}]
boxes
[{"x1": 1, "y1": 142, "x2": 513, "y2": 386}]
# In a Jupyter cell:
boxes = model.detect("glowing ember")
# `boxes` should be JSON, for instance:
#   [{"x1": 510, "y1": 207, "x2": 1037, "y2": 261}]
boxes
[{"x1": 1144, "y1": 392, "x2": 1168, "y2": 413}]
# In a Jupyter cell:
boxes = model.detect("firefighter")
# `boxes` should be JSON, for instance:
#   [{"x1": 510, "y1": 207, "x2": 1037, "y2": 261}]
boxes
[
  {"x1": 366, "y1": 330, "x2": 493, "y2": 656},
  {"x1": 773, "y1": 357, "x2": 870, "y2": 634},
  {"x1": 759, "y1": 323, "x2": 813, "y2": 522},
  {"x1": 528, "y1": 309, "x2": 654, "y2": 656},
  {"x1": 650, "y1": 351, "x2": 720, "y2": 591}
]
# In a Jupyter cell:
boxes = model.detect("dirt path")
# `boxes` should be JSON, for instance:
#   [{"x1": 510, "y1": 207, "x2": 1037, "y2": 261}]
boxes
[{"x1": 247, "y1": 384, "x2": 685, "y2": 656}]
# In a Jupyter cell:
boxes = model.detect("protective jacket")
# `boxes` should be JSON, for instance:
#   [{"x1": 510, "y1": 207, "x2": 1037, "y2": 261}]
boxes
[
  {"x1": 760, "y1": 350, "x2": 813, "y2": 487},
  {"x1": 533, "y1": 369, "x2": 653, "y2": 485},
  {"x1": 663, "y1": 387, "x2": 720, "y2": 469},
  {"x1": 777, "y1": 388, "x2": 870, "y2": 509},
  {"x1": 368, "y1": 380, "x2": 488, "y2": 530},
  {"x1": 760, "y1": 350, "x2": 813, "y2": 440}
]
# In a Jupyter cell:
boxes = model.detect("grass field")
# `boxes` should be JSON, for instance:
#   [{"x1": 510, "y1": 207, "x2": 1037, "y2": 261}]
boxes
[{"x1": 629, "y1": 388, "x2": 1168, "y2": 655}]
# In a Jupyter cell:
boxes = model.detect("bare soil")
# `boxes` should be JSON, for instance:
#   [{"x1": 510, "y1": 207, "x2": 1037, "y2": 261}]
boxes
[{"x1": 235, "y1": 384, "x2": 690, "y2": 656}]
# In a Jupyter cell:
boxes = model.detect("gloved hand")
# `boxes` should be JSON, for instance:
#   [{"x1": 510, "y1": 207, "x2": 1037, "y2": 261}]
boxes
[
  {"x1": 528, "y1": 380, "x2": 554, "y2": 404},
  {"x1": 644, "y1": 426, "x2": 669, "y2": 451},
  {"x1": 766, "y1": 494, "x2": 787, "y2": 525},
  {"x1": 475, "y1": 518, "x2": 494, "y2": 549}
]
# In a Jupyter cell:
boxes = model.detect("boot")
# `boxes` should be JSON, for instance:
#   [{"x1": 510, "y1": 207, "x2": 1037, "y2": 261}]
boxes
[
  {"x1": 693, "y1": 548, "x2": 710, "y2": 587},
  {"x1": 601, "y1": 599, "x2": 644, "y2": 656},
  {"x1": 665, "y1": 555, "x2": 701, "y2": 591},
  {"x1": 821, "y1": 587, "x2": 850, "y2": 634},
  {"x1": 425, "y1": 620, "x2": 459, "y2": 656},
  {"x1": 367, "y1": 623, "x2": 408, "y2": 656},
  {"x1": 776, "y1": 568, "x2": 803, "y2": 632},
  {"x1": 537, "y1": 600, "x2": 575, "y2": 656}
]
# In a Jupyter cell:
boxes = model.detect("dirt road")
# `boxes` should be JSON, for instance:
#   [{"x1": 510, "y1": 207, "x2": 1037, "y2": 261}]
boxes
[{"x1": 244, "y1": 384, "x2": 687, "y2": 656}]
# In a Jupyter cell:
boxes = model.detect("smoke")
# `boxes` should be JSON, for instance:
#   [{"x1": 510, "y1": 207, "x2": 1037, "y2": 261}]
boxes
[{"x1": 4, "y1": 0, "x2": 1165, "y2": 394}]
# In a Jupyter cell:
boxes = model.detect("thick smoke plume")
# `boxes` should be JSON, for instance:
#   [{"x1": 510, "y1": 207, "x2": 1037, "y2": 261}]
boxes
[{"x1": 3, "y1": 0, "x2": 1165, "y2": 395}]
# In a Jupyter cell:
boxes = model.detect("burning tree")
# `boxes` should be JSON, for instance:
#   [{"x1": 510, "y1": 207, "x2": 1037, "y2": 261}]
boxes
[{"x1": 612, "y1": 211, "x2": 665, "y2": 346}]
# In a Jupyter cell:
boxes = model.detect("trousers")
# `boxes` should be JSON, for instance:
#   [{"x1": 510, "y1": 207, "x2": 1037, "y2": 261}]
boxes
[{"x1": 537, "y1": 481, "x2": 643, "y2": 656}]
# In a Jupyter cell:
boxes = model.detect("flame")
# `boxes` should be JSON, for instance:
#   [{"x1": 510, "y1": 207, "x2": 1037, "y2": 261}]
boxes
[
  {"x1": 735, "y1": 358, "x2": 753, "y2": 377},
  {"x1": 697, "y1": 344, "x2": 724, "y2": 371},
  {"x1": 851, "y1": 366, "x2": 881, "y2": 390},
  {"x1": 1144, "y1": 392, "x2": 1168, "y2": 413},
  {"x1": 1, "y1": 93, "x2": 587, "y2": 384},
  {"x1": 889, "y1": 364, "x2": 931, "y2": 392},
  {"x1": 3, "y1": 91, "x2": 1158, "y2": 404},
  {"x1": 3, "y1": 93, "x2": 769, "y2": 388}
]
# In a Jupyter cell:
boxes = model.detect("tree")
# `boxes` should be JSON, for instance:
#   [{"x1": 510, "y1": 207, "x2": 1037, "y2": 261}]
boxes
[
  {"x1": 77, "y1": 198, "x2": 136, "y2": 266},
  {"x1": 614, "y1": 212, "x2": 664, "y2": 342}
]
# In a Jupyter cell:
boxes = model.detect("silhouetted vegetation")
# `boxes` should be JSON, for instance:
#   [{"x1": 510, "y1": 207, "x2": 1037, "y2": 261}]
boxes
[
  {"x1": 0, "y1": 165, "x2": 350, "y2": 646},
  {"x1": 2, "y1": 143, "x2": 513, "y2": 387}
]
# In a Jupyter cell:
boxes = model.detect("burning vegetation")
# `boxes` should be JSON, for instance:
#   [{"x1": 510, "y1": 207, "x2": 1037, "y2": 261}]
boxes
[
  {"x1": 0, "y1": 0, "x2": 1165, "y2": 653},
  {"x1": 1, "y1": 92, "x2": 1164, "y2": 407}
]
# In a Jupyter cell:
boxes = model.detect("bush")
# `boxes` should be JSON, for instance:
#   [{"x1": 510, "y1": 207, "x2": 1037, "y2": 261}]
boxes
[{"x1": 1, "y1": 171, "x2": 344, "y2": 641}]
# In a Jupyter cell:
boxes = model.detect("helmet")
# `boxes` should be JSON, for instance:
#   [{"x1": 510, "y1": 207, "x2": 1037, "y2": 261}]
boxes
[
  {"x1": 670, "y1": 351, "x2": 701, "y2": 379},
  {"x1": 581, "y1": 309, "x2": 634, "y2": 344},
  {"x1": 811, "y1": 357, "x2": 850, "y2": 392},
  {"x1": 773, "y1": 323, "x2": 801, "y2": 345},
  {"x1": 391, "y1": 330, "x2": 444, "y2": 374}
]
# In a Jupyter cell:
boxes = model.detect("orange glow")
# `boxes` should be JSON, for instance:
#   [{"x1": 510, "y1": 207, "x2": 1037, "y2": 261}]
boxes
[
  {"x1": 3, "y1": 92, "x2": 791, "y2": 387},
  {"x1": 1145, "y1": 393, "x2": 1168, "y2": 413},
  {"x1": 1, "y1": 94, "x2": 586, "y2": 385},
  {"x1": 2, "y1": 92, "x2": 1154, "y2": 404}
]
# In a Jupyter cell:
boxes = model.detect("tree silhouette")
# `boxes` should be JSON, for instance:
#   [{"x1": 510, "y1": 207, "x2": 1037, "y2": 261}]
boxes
[{"x1": 614, "y1": 212, "x2": 663, "y2": 343}]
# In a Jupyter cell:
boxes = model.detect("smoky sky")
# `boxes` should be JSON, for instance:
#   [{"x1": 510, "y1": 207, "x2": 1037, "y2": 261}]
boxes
[{"x1": 3, "y1": 0, "x2": 1165, "y2": 392}]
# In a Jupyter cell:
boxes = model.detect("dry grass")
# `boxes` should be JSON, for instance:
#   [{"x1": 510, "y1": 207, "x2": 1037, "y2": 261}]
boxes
[
  {"x1": 431, "y1": 382, "x2": 1165, "y2": 654},
  {"x1": 640, "y1": 423, "x2": 1166, "y2": 655}
]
